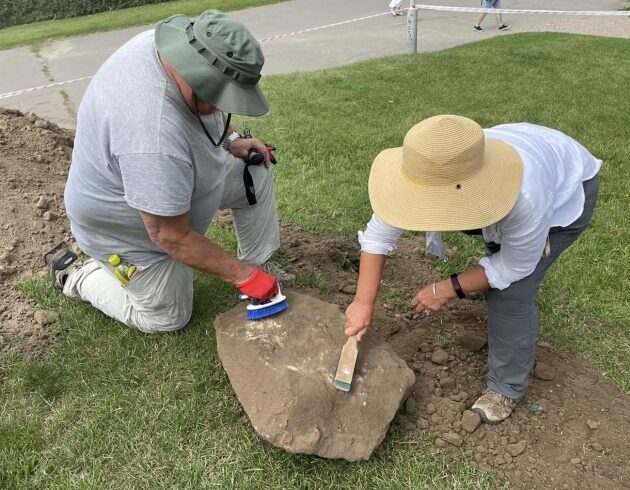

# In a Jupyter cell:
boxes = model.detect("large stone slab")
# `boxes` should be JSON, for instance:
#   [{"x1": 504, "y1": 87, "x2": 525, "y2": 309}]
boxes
[{"x1": 215, "y1": 291, "x2": 415, "y2": 461}]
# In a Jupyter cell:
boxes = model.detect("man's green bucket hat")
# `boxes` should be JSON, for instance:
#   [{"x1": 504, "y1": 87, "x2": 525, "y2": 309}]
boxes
[{"x1": 155, "y1": 10, "x2": 268, "y2": 116}]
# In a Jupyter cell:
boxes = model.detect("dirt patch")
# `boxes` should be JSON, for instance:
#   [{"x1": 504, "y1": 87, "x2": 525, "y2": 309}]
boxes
[
  {"x1": 0, "y1": 108, "x2": 78, "y2": 362},
  {"x1": 1, "y1": 108, "x2": 629, "y2": 489}
]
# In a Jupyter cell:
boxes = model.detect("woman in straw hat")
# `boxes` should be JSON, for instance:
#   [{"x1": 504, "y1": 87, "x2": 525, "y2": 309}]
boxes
[{"x1": 344, "y1": 115, "x2": 601, "y2": 424}]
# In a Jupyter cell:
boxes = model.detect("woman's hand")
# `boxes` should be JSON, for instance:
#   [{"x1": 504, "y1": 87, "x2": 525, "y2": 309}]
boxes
[
  {"x1": 344, "y1": 300, "x2": 374, "y2": 341},
  {"x1": 411, "y1": 281, "x2": 452, "y2": 315}
]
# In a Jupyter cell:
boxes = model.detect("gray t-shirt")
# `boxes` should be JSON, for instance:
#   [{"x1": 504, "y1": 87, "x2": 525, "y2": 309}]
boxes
[{"x1": 65, "y1": 30, "x2": 227, "y2": 265}]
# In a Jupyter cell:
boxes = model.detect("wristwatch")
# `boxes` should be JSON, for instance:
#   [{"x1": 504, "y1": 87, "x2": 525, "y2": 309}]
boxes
[{"x1": 222, "y1": 131, "x2": 241, "y2": 152}]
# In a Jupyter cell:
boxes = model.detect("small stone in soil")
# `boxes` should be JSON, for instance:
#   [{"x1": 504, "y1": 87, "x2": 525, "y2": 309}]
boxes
[
  {"x1": 442, "y1": 432, "x2": 463, "y2": 447},
  {"x1": 591, "y1": 442, "x2": 603, "y2": 452},
  {"x1": 43, "y1": 211, "x2": 59, "y2": 221},
  {"x1": 454, "y1": 331, "x2": 487, "y2": 351},
  {"x1": 506, "y1": 440, "x2": 528, "y2": 457},
  {"x1": 431, "y1": 348, "x2": 449, "y2": 365},
  {"x1": 36, "y1": 196, "x2": 49, "y2": 210},
  {"x1": 462, "y1": 410, "x2": 482, "y2": 433},
  {"x1": 586, "y1": 419, "x2": 600, "y2": 430},
  {"x1": 34, "y1": 310, "x2": 59, "y2": 326},
  {"x1": 439, "y1": 376, "x2": 456, "y2": 390}
]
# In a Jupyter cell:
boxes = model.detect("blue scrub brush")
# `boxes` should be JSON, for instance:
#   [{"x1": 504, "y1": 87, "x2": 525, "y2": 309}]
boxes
[{"x1": 241, "y1": 288, "x2": 288, "y2": 320}]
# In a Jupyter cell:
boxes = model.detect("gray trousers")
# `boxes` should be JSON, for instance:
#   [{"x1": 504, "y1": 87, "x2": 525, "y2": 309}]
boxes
[
  {"x1": 485, "y1": 175, "x2": 599, "y2": 401},
  {"x1": 64, "y1": 155, "x2": 280, "y2": 333}
]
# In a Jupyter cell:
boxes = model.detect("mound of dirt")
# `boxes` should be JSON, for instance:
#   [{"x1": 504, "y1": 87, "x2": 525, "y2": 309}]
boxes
[
  {"x1": 0, "y1": 108, "x2": 79, "y2": 362},
  {"x1": 1, "y1": 108, "x2": 628, "y2": 489}
]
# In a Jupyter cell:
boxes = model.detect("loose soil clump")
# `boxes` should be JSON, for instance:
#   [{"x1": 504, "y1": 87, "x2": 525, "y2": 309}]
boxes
[{"x1": 1, "y1": 108, "x2": 628, "y2": 489}]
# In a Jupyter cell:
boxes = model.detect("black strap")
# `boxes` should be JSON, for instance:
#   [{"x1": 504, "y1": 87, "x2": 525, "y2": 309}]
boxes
[
  {"x1": 243, "y1": 154, "x2": 267, "y2": 205},
  {"x1": 450, "y1": 274, "x2": 466, "y2": 299},
  {"x1": 243, "y1": 161, "x2": 256, "y2": 206},
  {"x1": 197, "y1": 112, "x2": 231, "y2": 148},
  {"x1": 192, "y1": 92, "x2": 231, "y2": 148}
]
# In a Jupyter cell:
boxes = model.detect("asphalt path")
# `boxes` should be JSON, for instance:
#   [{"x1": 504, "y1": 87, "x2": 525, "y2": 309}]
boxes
[{"x1": 1, "y1": 0, "x2": 627, "y2": 128}]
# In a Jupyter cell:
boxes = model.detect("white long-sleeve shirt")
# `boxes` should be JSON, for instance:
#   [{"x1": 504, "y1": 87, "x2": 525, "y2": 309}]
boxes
[{"x1": 358, "y1": 123, "x2": 602, "y2": 290}]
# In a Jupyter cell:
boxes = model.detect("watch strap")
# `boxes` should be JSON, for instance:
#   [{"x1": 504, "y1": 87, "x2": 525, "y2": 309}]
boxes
[
  {"x1": 450, "y1": 274, "x2": 466, "y2": 299},
  {"x1": 222, "y1": 131, "x2": 241, "y2": 151}
]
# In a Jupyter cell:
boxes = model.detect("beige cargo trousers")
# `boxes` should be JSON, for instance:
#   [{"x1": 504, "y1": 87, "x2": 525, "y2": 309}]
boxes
[{"x1": 63, "y1": 155, "x2": 279, "y2": 333}]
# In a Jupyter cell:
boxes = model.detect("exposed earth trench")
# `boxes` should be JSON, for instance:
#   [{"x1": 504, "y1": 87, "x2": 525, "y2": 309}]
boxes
[{"x1": 0, "y1": 108, "x2": 628, "y2": 489}]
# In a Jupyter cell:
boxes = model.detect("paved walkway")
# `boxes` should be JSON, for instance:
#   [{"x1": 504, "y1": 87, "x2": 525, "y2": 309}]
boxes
[{"x1": 1, "y1": 0, "x2": 628, "y2": 128}]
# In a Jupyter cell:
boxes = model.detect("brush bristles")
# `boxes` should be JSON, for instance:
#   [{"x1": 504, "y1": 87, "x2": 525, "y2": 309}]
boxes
[{"x1": 246, "y1": 299, "x2": 288, "y2": 320}]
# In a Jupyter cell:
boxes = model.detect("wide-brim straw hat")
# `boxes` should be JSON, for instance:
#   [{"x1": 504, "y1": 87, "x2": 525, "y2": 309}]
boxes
[
  {"x1": 155, "y1": 10, "x2": 268, "y2": 116},
  {"x1": 368, "y1": 115, "x2": 523, "y2": 231}
]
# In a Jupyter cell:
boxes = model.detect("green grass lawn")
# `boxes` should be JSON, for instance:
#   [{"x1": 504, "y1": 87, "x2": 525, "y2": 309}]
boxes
[
  {"x1": 1, "y1": 33, "x2": 629, "y2": 488},
  {"x1": 0, "y1": 0, "x2": 286, "y2": 51}
]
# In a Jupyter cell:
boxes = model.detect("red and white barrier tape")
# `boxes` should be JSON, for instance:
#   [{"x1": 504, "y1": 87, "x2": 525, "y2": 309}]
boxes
[
  {"x1": 414, "y1": 4, "x2": 630, "y2": 16},
  {"x1": 1, "y1": 6, "x2": 628, "y2": 100},
  {"x1": 258, "y1": 11, "x2": 391, "y2": 42},
  {"x1": 0, "y1": 76, "x2": 93, "y2": 100}
]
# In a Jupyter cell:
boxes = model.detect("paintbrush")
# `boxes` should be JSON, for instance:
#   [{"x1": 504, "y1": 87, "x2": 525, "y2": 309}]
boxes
[{"x1": 334, "y1": 335, "x2": 358, "y2": 392}]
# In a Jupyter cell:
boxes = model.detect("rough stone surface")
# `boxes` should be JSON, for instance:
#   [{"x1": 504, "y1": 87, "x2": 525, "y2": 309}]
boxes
[{"x1": 215, "y1": 291, "x2": 416, "y2": 461}]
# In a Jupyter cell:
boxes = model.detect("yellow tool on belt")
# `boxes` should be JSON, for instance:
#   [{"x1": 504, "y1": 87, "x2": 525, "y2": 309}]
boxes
[{"x1": 108, "y1": 254, "x2": 137, "y2": 285}]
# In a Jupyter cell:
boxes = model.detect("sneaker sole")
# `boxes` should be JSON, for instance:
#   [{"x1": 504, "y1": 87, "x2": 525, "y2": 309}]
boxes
[{"x1": 471, "y1": 407, "x2": 505, "y2": 425}]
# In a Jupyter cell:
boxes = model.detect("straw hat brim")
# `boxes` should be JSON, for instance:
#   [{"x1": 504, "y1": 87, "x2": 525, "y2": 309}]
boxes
[{"x1": 368, "y1": 138, "x2": 523, "y2": 231}]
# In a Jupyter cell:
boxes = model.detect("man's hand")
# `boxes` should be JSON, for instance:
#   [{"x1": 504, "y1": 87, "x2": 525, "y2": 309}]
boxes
[
  {"x1": 344, "y1": 300, "x2": 374, "y2": 341},
  {"x1": 229, "y1": 137, "x2": 273, "y2": 168},
  {"x1": 235, "y1": 266, "x2": 279, "y2": 302}
]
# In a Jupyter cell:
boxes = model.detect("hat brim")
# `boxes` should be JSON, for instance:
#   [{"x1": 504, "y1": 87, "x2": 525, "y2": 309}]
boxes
[
  {"x1": 155, "y1": 16, "x2": 269, "y2": 117},
  {"x1": 368, "y1": 138, "x2": 523, "y2": 231}
]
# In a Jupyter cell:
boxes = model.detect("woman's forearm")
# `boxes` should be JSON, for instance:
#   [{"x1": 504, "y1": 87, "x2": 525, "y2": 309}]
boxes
[{"x1": 353, "y1": 252, "x2": 387, "y2": 305}]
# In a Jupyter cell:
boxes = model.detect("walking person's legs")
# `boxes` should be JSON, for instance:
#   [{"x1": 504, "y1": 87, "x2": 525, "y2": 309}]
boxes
[
  {"x1": 474, "y1": 13, "x2": 487, "y2": 30},
  {"x1": 492, "y1": 0, "x2": 510, "y2": 30},
  {"x1": 475, "y1": 0, "x2": 497, "y2": 30}
]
